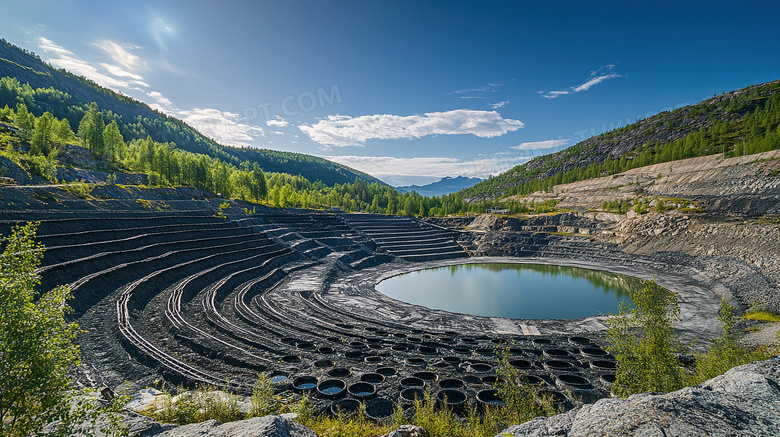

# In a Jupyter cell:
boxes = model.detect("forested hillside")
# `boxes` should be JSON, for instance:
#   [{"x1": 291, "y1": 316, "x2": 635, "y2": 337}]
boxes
[
  {"x1": 461, "y1": 80, "x2": 780, "y2": 200},
  {"x1": 0, "y1": 39, "x2": 382, "y2": 186}
]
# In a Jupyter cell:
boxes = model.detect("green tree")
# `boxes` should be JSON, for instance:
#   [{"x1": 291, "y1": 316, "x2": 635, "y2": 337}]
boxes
[
  {"x1": 78, "y1": 102, "x2": 105, "y2": 157},
  {"x1": 55, "y1": 118, "x2": 75, "y2": 143},
  {"x1": 31, "y1": 111, "x2": 55, "y2": 156},
  {"x1": 606, "y1": 280, "x2": 684, "y2": 397},
  {"x1": 14, "y1": 103, "x2": 33, "y2": 136},
  {"x1": 0, "y1": 223, "x2": 80, "y2": 436},
  {"x1": 102, "y1": 120, "x2": 125, "y2": 161},
  {"x1": 251, "y1": 163, "x2": 267, "y2": 200}
]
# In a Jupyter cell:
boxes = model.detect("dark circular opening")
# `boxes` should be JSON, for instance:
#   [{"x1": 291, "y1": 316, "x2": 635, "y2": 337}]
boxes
[
  {"x1": 411, "y1": 329, "x2": 424, "y2": 334},
  {"x1": 475, "y1": 348, "x2": 495, "y2": 356},
  {"x1": 443, "y1": 356, "x2": 461, "y2": 364},
  {"x1": 537, "y1": 389, "x2": 567, "y2": 405},
  {"x1": 393, "y1": 333, "x2": 407, "y2": 339},
  {"x1": 408, "y1": 337, "x2": 422, "y2": 343},
  {"x1": 297, "y1": 342, "x2": 315, "y2": 350},
  {"x1": 533, "y1": 338, "x2": 552, "y2": 345},
  {"x1": 509, "y1": 347, "x2": 524, "y2": 355},
  {"x1": 544, "y1": 360, "x2": 573, "y2": 371},
  {"x1": 292, "y1": 375, "x2": 318, "y2": 391},
  {"x1": 481, "y1": 375, "x2": 506, "y2": 386},
  {"x1": 361, "y1": 373, "x2": 385, "y2": 385},
  {"x1": 344, "y1": 350, "x2": 363, "y2": 359},
  {"x1": 581, "y1": 347, "x2": 608, "y2": 357},
  {"x1": 318, "y1": 346, "x2": 335, "y2": 354},
  {"x1": 314, "y1": 359, "x2": 335, "y2": 368},
  {"x1": 317, "y1": 379, "x2": 346, "y2": 398},
  {"x1": 490, "y1": 338, "x2": 505, "y2": 344},
  {"x1": 437, "y1": 389, "x2": 466, "y2": 405},
  {"x1": 557, "y1": 374, "x2": 590, "y2": 387},
  {"x1": 591, "y1": 360, "x2": 617, "y2": 370},
  {"x1": 476, "y1": 389, "x2": 505, "y2": 406},
  {"x1": 453, "y1": 346, "x2": 471, "y2": 354},
  {"x1": 439, "y1": 378, "x2": 465, "y2": 389},
  {"x1": 544, "y1": 349, "x2": 570, "y2": 358},
  {"x1": 405, "y1": 357, "x2": 426, "y2": 366},
  {"x1": 460, "y1": 338, "x2": 476, "y2": 344},
  {"x1": 439, "y1": 337, "x2": 455, "y2": 343},
  {"x1": 335, "y1": 323, "x2": 354, "y2": 329},
  {"x1": 418, "y1": 346, "x2": 438, "y2": 355},
  {"x1": 470, "y1": 363, "x2": 493, "y2": 373},
  {"x1": 519, "y1": 374, "x2": 545, "y2": 386},
  {"x1": 365, "y1": 326, "x2": 378, "y2": 332},
  {"x1": 330, "y1": 398, "x2": 361, "y2": 415},
  {"x1": 600, "y1": 373, "x2": 616, "y2": 384},
  {"x1": 281, "y1": 355, "x2": 301, "y2": 363},
  {"x1": 376, "y1": 367, "x2": 398, "y2": 377},
  {"x1": 375, "y1": 330, "x2": 389, "y2": 336},
  {"x1": 364, "y1": 355, "x2": 382, "y2": 364},
  {"x1": 348, "y1": 382, "x2": 376, "y2": 399},
  {"x1": 569, "y1": 336, "x2": 591, "y2": 345},
  {"x1": 328, "y1": 367, "x2": 351, "y2": 378},
  {"x1": 365, "y1": 398, "x2": 395, "y2": 420},
  {"x1": 281, "y1": 337, "x2": 296, "y2": 345},
  {"x1": 571, "y1": 389, "x2": 601, "y2": 404},
  {"x1": 509, "y1": 359, "x2": 533, "y2": 370},
  {"x1": 400, "y1": 387, "x2": 425, "y2": 403},
  {"x1": 267, "y1": 371, "x2": 288, "y2": 384},
  {"x1": 365, "y1": 337, "x2": 381, "y2": 344},
  {"x1": 349, "y1": 341, "x2": 366, "y2": 349},
  {"x1": 391, "y1": 344, "x2": 408, "y2": 352},
  {"x1": 400, "y1": 377, "x2": 425, "y2": 388},
  {"x1": 326, "y1": 337, "x2": 341, "y2": 343}
]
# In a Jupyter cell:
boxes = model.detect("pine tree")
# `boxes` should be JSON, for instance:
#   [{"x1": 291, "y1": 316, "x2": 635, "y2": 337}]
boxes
[
  {"x1": 78, "y1": 102, "x2": 105, "y2": 157},
  {"x1": 102, "y1": 120, "x2": 125, "y2": 161}
]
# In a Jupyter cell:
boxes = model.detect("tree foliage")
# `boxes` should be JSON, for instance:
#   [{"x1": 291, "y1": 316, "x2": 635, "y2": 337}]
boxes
[
  {"x1": 0, "y1": 223, "x2": 80, "y2": 436},
  {"x1": 606, "y1": 280, "x2": 684, "y2": 397}
]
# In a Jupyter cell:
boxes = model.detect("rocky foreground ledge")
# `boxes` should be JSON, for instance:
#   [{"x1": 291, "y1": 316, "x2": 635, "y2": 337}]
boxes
[{"x1": 106, "y1": 356, "x2": 780, "y2": 437}]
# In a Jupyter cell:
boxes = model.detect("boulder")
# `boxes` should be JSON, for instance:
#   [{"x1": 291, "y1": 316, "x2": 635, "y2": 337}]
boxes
[{"x1": 154, "y1": 416, "x2": 316, "y2": 437}]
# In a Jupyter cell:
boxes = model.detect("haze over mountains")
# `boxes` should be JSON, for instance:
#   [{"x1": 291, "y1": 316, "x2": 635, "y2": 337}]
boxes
[{"x1": 396, "y1": 176, "x2": 483, "y2": 197}]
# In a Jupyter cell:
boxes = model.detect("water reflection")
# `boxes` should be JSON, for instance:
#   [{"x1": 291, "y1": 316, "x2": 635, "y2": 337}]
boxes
[{"x1": 376, "y1": 263, "x2": 638, "y2": 320}]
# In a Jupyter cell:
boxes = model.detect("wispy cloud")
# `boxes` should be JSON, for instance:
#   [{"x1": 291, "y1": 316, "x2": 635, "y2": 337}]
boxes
[
  {"x1": 96, "y1": 40, "x2": 146, "y2": 70},
  {"x1": 539, "y1": 65, "x2": 623, "y2": 99},
  {"x1": 300, "y1": 109, "x2": 524, "y2": 149},
  {"x1": 509, "y1": 138, "x2": 569, "y2": 150},
  {"x1": 266, "y1": 116, "x2": 289, "y2": 127},
  {"x1": 322, "y1": 154, "x2": 531, "y2": 187},
  {"x1": 491, "y1": 100, "x2": 509, "y2": 109}
]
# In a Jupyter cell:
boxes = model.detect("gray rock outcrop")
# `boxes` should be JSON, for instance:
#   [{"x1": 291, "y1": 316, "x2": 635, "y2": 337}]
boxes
[
  {"x1": 152, "y1": 416, "x2": 315, "y2": 437},
  {"x1": 499, "y1": 356, "x2": 780, "y2": 436}
]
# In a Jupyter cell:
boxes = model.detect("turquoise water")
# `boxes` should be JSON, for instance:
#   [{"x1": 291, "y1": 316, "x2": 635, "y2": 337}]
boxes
[{"x1": 375, "y1": 263, "x2": 639, "y2": 319}]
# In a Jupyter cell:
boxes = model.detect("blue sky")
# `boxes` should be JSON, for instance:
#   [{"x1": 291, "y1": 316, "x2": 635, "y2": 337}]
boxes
[{"x1": 2, "y1": 1, "x2": 779, "y2": 186}]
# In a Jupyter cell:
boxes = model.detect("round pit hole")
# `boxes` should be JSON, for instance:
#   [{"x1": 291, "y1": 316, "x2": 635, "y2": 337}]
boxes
[
  {"x1": 556, "y1": 374, "x2": 591, "y2": 388},
  {"x1": 318, "y1": 346, "x2": 335, "y2": 354},
  {"x1": 463, "y1": 375, "x2": 483, "y2": 385},
  {"x1": 532, "y1": 338, "x2": 552, "y2": 345},
  {"x1": 418, "y1": 346, "x2": 438, "y2": 355},
  {"x1": 328, "y1": 367, "x2": 351, "y2": 378},
  {"x1": 375, "y1": 330, "x2": 389, "y2": 336},
  {"x1": 437, "y1": 389, "x2": 467, "y2": 409},
  {"x1": 581, "y1": 347, "x2": 609, "y2": 358},
  {"x1": 280, "y1": 337, "x2": 296, "y2": 345},
  {"x1": 444, "y1": 331, "x2": 459, "y2": 336},
  {"x1": 519, "y1": 374, "x2": 545, "y2": 387},
  {"x1": 591, "y1": 360, "x2": 617, "y2": 371},
  {"x1": 297, "y1": 342, "x2": 315, "y2": 350},
  {"x1": 326, "y1": 337, "x2": 341, "y2": 343},
  {"x1": 460, "y1": 338, "x2": 476, "y2": 344},
  {"x1": 509, "y1": 359, "x2": 533, "y2": 370},
  {"x1": 439, "y1": 337, "x2": 455, "y2": 343},
  {"x1": 405, "y1": 357, "x2": 426, "y2": 366},
  {"x1": 365, "y1": 326, "x2": 378, "y2": 332},
  {"x1": 476, "y1": 389, "x2": 505, "y2": 407},
  {"x1": 344, "y1": 350, "x2": 363, "y2": 359},
  {"x1": 376, "y1": 367, "x2": 398, "y2": 377},
  {"x1": 391, "y1": 344, "x2": 408, "y2": 352},
  {"x1": 569, "y1": 336, "x2": 591, "y2": 346},
  {"x1": 408, "y1": 337, "x2": 422, "y2": 343},
  {"x1": 367, "y1": 343, "x2": 384, "y2": 349},
  {"x1": 411, "y1": 329, "x2": 424, "y2": 334},
  {"x1": 543, "y1": 360, "x2": 574, "y2": 371},
  {"x1": 481, "y1": 375, "x2": 506, "y2": 386},
  {"x1": 544, "y1": 349, "x2": 570, "y2": 359},
  {"x1": 393, "y1": 333, "x2": 407, "y2": 338},
  {"x1": 281, "y1": 355, "x2": 301, "y2": 363},
  {"x1": 571, "y1": 389, "x2": 601, "y2": 404},
  {"x1": 443, "y1": 356, "x2": 461, "y2": 364},
  {"x1": 413, "y1": 371, "x2": 437, "y2": 382},
  {"x1": 509, "y1": 347, "x2": 524, "y2": 355},
  {"x1": 349, "y1": 341, "x2": 366, "y2": 349},
  {"x1": 439, "y1": 378, "x2": 465, "y2": 389},
  {"x1": 365, "y1": 338, "x2": 381, "y2": 344},
  {"x1": 524, "y1": 348, "x2": 543, "y2": 357},
  {"x1": 330, "y1": 398, "x2": 361, "y2": 415},
  {"x1": 292, "y1": 375, "x2": 318, "y2": 392},
  {"x1": 600, "y1": 373, "x2": 616, "y2": 384},
  {"x1": 400, "y1": 387, "x2": 425, "y2": 404},
  {"x1": 364, "y1": 356, "x2": 382, "y2": 364},
  {"x1": 335, "y1": 323, "x2": 354, "y2": 329},
  {"x1": 490, "y1": 338, "x2": 505, "y2": 344},
  {"x1": 361, "y1": 373, "x2": 385, "y2": 385},
  {"x1": 317, "y1": 379, "x2": 346, "y2": 398},
  {"x1": 470, "y1": 363, "x2": 493, "y2": 373},
  {"x1": 475, "y1": 348, "x2": 495, "y2": 356},
  {"x1": 314, "y1": 359, "x2": 335, "y2": 368},
  {"x1": 537, "y1": 389, "x2": 568, "y2": 407},
  {"x1": 365, "y1": 397, "x2": 395, "y2": 420},
  {"x1": 267, "y1": 371, "x2": 288, "y2": 384},
  {"x1": 400, "y1": 377, "x2": 425, "y2": 388},
  {"x1": 348, "y1": 382, "x2": 376, "y2": 399},
  {"x1": 453, "y1": 346, "x2": 471, "y2": 354}
]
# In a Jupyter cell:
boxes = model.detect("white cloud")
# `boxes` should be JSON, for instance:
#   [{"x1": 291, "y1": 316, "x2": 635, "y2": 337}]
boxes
[
  {"x1": 300, "y1": 109, "x2": 524, "y2": 149},
  {"x1": 322, "y1": 154, "x2": 532, "y2": 187},
  {"x1": 178, "y1": 108, "x2": 265, "y2": 146},
  {"x1": 509, "y1": 139, "x2": 569, "y2": 150},
  {"x1": 100, "y1": 63, "x2": 144, "y2": 80},
  {"x1": 147, "y1": 91, "x2": 173, "y2": 110},
  {"x1": 38, "y1": 37, "x2": 133, "y2": 89},
  {"x1": 491, "y1": 100, "x2": 509, "y2": 109},
  {"x1": 266, "y1": 117, "x2": 289, "y2": 127},
  {"x1": 96, "y1": 40, "x2": 146, "y2": 69},
  {"x1": 539, "y1": 65, "x2": 623, "y2": 99}
]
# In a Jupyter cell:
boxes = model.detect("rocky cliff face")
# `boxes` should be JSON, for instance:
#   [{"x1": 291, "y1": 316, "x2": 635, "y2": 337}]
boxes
[{"x1": 500, "y1": 356, "x2": 780, "y2": 437}]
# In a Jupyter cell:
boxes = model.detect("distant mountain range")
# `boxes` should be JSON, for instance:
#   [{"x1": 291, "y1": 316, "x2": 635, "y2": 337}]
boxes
[{"x1": 396, "y1": 176, "x2": 483, "y2": 197}]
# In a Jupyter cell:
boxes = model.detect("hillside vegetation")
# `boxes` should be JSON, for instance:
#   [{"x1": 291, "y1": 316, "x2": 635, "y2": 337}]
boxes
[{"x1": 461, "y1": 80, "x2": 780, "y2": 200}]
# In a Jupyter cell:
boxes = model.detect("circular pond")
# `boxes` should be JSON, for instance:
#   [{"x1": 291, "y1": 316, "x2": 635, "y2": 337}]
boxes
[{"x1": 376, "y1": 263, "x2": 638, "y2": 319}]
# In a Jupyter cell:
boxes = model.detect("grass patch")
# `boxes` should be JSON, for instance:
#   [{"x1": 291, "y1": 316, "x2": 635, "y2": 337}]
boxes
[{"x1": 744, "y1": 309, "x2": 780, "y2": 323}]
